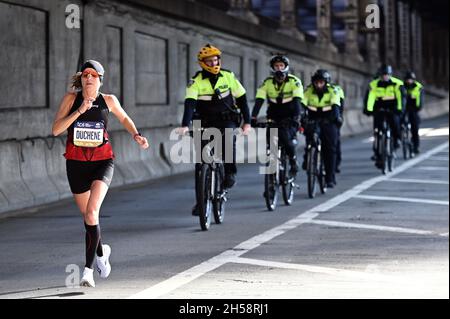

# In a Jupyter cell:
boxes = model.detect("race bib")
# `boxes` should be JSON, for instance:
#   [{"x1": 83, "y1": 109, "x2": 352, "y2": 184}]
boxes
[{"x1": 73, "y1": 121, "x2": 104, "y2": 147}]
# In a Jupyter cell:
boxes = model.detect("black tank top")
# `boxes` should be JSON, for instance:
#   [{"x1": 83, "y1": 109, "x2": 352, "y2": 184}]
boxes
[{"x1": 68, "y1": 92, "x2": 110, "y2": 139}]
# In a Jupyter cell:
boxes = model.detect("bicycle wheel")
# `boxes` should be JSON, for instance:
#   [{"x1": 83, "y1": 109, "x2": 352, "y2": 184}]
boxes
[
  {"x1": 213, "y1": 164, "x2": 225, "y2": 224},
  {"x1": 281, "y1": 152, "x2": 294, "y2": 205},
  {"x1": 387, "y1": 134, "x2": 395, "y2": 172},
  {"x1": 409, "y1": 140, "x2": 414, "y2": 158},
  {"x1": 318, "y1": 149, "x2": 327, "y2": 194},
  {"x1": 198, "y1": 164, "x2": 212, "y2": 231},
  {"x1": 401, "y1": 126, "x2": 409, "y2": 160},
  {"x1": 307, "y1": 146, "x2": 317, "y2": 198},
  {"x1": 379, "y1": 133, "x2": 387, "y2": 175},
  {"x1": 264, "y1": 156, "x2": 279, "y2": 211}
]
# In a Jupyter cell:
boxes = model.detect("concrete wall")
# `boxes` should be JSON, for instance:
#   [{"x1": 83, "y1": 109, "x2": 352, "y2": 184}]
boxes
[{"x1": 0, "y1": 0, "x2": 448, "y2": 215}]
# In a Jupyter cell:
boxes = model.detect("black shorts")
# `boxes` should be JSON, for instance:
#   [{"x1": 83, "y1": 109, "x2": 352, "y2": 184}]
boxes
[{"x1": 66, "y1": 159, "x2": 114, "y2": 194}]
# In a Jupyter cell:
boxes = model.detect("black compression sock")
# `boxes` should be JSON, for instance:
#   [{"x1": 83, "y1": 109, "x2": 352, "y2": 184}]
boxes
[{"x1": 84, "y1": 223, "x2": 101, "y2": 268}]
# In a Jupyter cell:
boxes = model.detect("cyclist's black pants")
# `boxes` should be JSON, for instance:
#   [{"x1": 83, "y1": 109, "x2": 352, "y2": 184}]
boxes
[
  {"x1": 336, "y1": 125, "x2": 342, "y2": 169},
  {"x1": 269, "y1": 125, "x2": 298, "y2": 160},
  {"x1": 304, "y1": 120, "x2": 338, "y2": 184},
  {"x1": 373, "y1": 111, "x2": 401, "y2": 144},
  {"x1": 405, "y1": 109, "x2": 421, "y2": 150},
  {"x1": 321, "y1": 123, "x2": 338, "y2": 184}
]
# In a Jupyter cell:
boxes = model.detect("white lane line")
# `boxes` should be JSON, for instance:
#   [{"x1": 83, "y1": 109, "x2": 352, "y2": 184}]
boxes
[
  {"x1": 230, "y1": 257, "x2": 395, "y2": 281},
  {"x1": 424, "y1": 127, "x2": 449, "y2": 137},
  {"x1": 440, "y1": 232, "x2": 449, "y2": 237},
  {"x1": 308, "y1": 219, "x2": 435, "y2": 235},
  {"x1": 386, "y1": 178, "x2": 449, "y2": 185},
  {"x1": 418, "y1": 166, "x2": 448, "y2": 171},
  {"x1": 418, "y1": 128, "x2": 435, "y2": 136},
  {"x1": 362, "y1": 137, "x2": 374, "y2": 143},
  {"x1": 129, "y1": 212, "x2": 318, "y2": 299},
  {"x1": 354, "y1": 194, "x2": 449, "y2": 206},
  {"x1": 428, "y1": 156, "x2": 449, "y2": 161},
  {"x1": 128, "y1": 141, "x2": 449, "y2": 299}
]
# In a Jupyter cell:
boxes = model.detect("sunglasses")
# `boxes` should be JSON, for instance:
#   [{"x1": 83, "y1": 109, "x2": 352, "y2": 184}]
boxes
[{"x1": 82, "y1": 70, "x2": 99, "y2": 78}]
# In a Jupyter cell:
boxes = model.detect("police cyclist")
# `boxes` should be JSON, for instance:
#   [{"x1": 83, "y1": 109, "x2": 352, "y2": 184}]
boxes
[
  {"x1": 364, "y1": 64, "x2": 405, "y2": 167},
  {"x1": 176, "y1": 44, "x2": 251, "y2": 216},
  {"x1": 301, "y1": 69, "x2": 342, "y2": 188},
  {"x1": 403, "y1": 71, "x2": 424, "y2": 155},
  {"x1": 251, "y1": 54, "x2": 304, "y2": 176}
]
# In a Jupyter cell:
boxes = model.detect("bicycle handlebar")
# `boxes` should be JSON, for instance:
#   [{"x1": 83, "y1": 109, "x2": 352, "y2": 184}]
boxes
[
  {"x1": 255, "y1": 118, "x2": 298, "y2": 128},
  {"x1": 185, "y1": 127, "x2": 242, "y2": 137}
]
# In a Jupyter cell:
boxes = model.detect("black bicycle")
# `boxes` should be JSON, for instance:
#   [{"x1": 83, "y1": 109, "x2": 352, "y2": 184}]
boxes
[
  {"x1": 400, "y1": 114, "x2": 413, "y2": 160},
  {"x1": 374, "y1": 107, "x2": 396, "y2": 174},
  {"x1": 257, "y1": 119, "x2": 298, "y2": 211},
  {"x1": 302, "y1": 118, "x2": 327, "y2": 199},
  {"x1": 189, "y1": 129, "x2": 227, "y2": 231}
]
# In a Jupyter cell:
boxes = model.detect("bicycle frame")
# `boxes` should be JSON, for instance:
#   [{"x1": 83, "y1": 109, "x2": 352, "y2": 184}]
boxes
[
  {"x1": 303, "y1": 118, "x2": 327, "y2": 198},
  {"x1": 373, "y1": 107, "x2": 395, "y2": 174}
]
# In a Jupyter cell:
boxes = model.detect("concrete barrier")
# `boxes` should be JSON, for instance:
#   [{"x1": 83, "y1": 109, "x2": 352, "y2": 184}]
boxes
[
  {"x1": 163, "y1": 128, "x2": 194, "y2": 175},
  {"x1": 0, "y1": 142, "x2": 34, "y2": 213},
  {"x1": 20, "y1": 139, "x2": 60, "y2": 206},
  {"x1": 140, "y1": 128, "x2": 172, "y2": 179},
  {"x1": 342, "y1": 109, "x2": 359, "y2": 136},
  {"x1": 0, "y1": 191, "x2": 8, "y2": 213},
  {"x1": 44, "y1": 136, "x2": 72, "y2": 200},
  {"x1": 339, "y1": 113, "x2": 353, "y2": 137}
]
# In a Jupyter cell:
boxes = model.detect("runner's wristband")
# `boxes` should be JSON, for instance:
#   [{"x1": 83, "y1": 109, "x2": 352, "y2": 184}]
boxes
[{"x1": 133, "y1": 132, "x2": 142, "y2": 140}]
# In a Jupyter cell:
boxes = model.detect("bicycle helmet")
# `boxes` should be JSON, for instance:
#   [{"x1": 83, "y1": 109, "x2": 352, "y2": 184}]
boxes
[{"x1": 198, "y1": 44, "x2": 222, "y2": 74}]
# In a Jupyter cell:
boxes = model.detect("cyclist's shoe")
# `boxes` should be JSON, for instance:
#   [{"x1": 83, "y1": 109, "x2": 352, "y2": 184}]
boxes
[
  {"x1": 289, "y1": 159, "x2": 299, "y2": 176},
  {"x1": 370, "y1": 155, "x2": 376, "y2": 161},
  {"x1": 80, "y1": 267, "x2": 95, "y2": 288},
  {"x1": 95, "y1": 244, "x2": 111, "y2": 279},
  {"x1": 191, "y1": 204, "x2": 200, "y2": 216},
  {"x1": 413, "y1": 147, "x2": 420, "y2": 154},
  {"x1": 335, "y1": 166, "x2": 341, "y2": 173},
  {"x1": 326, "y1": 182, "x2": 335, "y2": 188},
  {"x1": 223, "y1": 173, "x2": 236, "y2": 189}
]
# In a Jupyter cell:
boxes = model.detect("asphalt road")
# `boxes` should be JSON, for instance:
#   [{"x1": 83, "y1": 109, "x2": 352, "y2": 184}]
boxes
[{"x1": 0, "y1": 116, "x2": 448, "y2": 299}]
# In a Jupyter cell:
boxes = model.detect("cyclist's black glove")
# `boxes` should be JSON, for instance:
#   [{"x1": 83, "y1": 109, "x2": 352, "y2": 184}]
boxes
[
  {"x1": 336, "y1": 115, "x2": 344, "y2": 128},
  {"x1": 300, "y1": 116, "x2": 307, "y2": 128},
  {"x1": 363, "y1": 108, "x2": 372, "y2": 116}
]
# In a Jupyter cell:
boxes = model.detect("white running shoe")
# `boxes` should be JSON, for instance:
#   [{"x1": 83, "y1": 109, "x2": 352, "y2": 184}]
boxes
[
  {"x1": 80, "y1": 267, "x2": 95, "y2": 287},
  {"x1": 95, "y1": 244, "x2": 111, "y2": 279}
]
